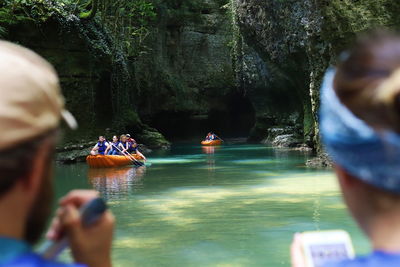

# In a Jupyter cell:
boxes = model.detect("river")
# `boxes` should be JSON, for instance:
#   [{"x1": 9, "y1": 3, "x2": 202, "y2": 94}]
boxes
[{"x1": 54, "y1": 143, "x2": 369, "y2": 266}]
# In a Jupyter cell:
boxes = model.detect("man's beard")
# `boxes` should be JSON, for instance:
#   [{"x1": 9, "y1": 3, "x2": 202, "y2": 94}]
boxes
[{"x1": 24, "y1": 158, "x2": 54, "y2": 245}]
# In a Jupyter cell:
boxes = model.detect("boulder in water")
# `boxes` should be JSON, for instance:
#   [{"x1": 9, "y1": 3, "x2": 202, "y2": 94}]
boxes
[{"x1": 270, "y1": 134, "x2": 302, "y2": 148}]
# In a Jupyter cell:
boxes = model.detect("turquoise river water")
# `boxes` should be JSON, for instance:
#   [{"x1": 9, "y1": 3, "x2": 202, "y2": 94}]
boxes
[{"x1": 54, "y1": 143, "x2": 369, "y2": 266}]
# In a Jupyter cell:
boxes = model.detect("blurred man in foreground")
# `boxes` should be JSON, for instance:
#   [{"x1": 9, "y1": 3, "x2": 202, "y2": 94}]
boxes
[{"x1": 0, "y1": 40, "x2": 114, "y2": 266}]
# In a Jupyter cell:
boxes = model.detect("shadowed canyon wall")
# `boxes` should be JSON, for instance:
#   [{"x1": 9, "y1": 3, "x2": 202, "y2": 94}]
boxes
[
  {"x1": 2, "y1": 0, "x2": 400, "y2": 149},
  {"x1": 236, "y1": 0, "x2": 400, "y2": 148}
]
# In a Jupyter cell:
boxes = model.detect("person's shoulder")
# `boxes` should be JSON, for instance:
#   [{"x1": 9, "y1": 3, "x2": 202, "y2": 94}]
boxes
[
  {"x1": 2, "y1": 253, "x2": 86, "y2": 267},
  {"x1": 324, "y1": 258, "x2": 367, "y2": 267},
  {"x1": 324, "y1": 251, "x2": 400, "y2": 267}
]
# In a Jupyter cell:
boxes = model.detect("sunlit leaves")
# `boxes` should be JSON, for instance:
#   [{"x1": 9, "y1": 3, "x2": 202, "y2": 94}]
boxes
[
  {"x1": 96, "y1": 0, "x2": 156, "y2": 58},
  {"x1": 0, "y1": 0, "x2": 157, "y2": 58},
  {"x1": 0, "y1": 0, "x2": 78, "y2": 27}
]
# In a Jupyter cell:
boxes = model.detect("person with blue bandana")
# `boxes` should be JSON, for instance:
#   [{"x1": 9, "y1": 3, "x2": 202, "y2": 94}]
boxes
[
  {"x1": 0, "y1": 41, "x2": 114, "y2": 266},
  {"x1": 291, "y1": 31, "x2": 400, "y2": 267}
]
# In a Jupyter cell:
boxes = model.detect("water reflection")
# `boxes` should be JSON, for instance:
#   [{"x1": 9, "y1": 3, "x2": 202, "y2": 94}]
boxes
[
  {"x1": 88, "y1": 166, "x2": 146, "y2": 199},
  {"x1": 201, "y1": 146, "x2": 220, "y2": 154},
  {"x1": 55, "y1": 144, "x2": 369, "y2": 266},
  {"x1": 148, "y1": 158, "x2": 203, "y2": 164},
  {"x1": 202, "y1": 146, "x2": 220, "y2": 172}
]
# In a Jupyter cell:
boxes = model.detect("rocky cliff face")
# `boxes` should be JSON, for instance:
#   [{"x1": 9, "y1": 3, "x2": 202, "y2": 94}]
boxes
[
  {"x1": 235, "y1": 0, "x2": 400, "y2": 148},
  {"x1": 5, "y1": 17, "x2": 170, "y2": 148},
  {"x1": 7, "y1": 19, "x2": 112, "y2": 137},
  {"x1": 3, "y1": 0, "x2": 258, "y2": 143},
  {"x1": 134, "y1": 0, "x2": 255, "y2": 139},
  {"x1": 5, "y1": 0, "x2": 399, "y2": 149}
]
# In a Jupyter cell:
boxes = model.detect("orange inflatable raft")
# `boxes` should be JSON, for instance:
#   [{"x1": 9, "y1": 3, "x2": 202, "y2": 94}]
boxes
[
  {"x1": 86, "y1": 154, "x2": 144, "y2": 168},
  {"x1": 201, "y1": 140, "x2": 223, "y2": 146}
]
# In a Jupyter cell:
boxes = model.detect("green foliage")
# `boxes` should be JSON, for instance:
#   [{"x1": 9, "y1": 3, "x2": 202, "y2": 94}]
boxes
[
  {"x1": 152, "y1": 0, "x2": 204, "y2": 25},
  {"x1": 227, "y1": 0, "x2": 244, "y2": 91},
  {"x1": 320, "y1": 0, "x2": 400, "y2": 54},
  {"x1": 0, "y1": 0, "x2": 157, "y2": 58},
  {"x1": 79, "y1": 0, "x2": 97, "y2": 19},
  {"x1": 0, "y1": 25, "x2": 7, "y2": 37},
  {"x1": 95, "y1": 0, "x2": 157, "y2": 58},
  {"x1": 0, "y1": 0, "x2": 82, "y2": 37},
  {"x1": 0, "y1": 0, "x2": 76, "y2": 22}
]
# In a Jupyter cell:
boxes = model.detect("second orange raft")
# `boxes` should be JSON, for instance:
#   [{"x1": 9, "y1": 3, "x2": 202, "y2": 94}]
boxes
[
  {"x1": 86, "y1": 154, "x2": 144, "y2": 168},
  {"x1": 201, "y1": 140, "x2": 223, "y2": 146}
]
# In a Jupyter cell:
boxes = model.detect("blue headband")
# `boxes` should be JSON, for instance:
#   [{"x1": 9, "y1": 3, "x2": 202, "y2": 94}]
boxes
[{"x1": 320, "y1": 68, "x2": 400, "y2": 193}]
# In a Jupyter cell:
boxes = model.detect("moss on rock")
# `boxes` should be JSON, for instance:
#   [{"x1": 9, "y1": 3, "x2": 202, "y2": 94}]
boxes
[
  {"x1": 236, "y1": 0, "x2": 400, "y2": 149},
  {"x1": 137, "y1": 129, "x2": 171, "y2": 149}
]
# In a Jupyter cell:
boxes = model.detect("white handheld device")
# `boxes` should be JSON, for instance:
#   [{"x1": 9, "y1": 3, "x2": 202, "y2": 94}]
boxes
[{"x1": 299, "y1": 230, "x2": 355, "y2": 267}]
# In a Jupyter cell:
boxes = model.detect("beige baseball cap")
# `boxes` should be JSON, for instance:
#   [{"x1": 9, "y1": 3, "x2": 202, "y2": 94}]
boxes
[{"x1": 0, "y1": 40, "x2": 77, "y2": 150}]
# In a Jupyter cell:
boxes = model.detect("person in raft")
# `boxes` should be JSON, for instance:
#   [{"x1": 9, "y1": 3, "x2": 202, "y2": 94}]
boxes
[
  {"x1": 0, "y1": 41, "x2": 114, "y2": 266},
  {"x1": 126, "y1": 134, "x2": 147, "y2": 161},
  {"x1": 118, "y1": 134, "x2": 129, "y2": 155},
  {"x1": 105, "y1": 135, "x2": 120, "y2": 155},
  {"x1": 90, "y1": 135, "x2": 110, "y2": 155},
  {"x1": 291, "y1": 32, "x2": 400, "y2": 267},
  {"x1": 205, "y1": 132, "x2": 216, "y2": 141}
]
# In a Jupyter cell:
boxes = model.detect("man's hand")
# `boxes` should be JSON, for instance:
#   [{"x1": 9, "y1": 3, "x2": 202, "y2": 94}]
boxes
[
  {"x1": 291, "y1": 233, "x2": 306, "y2": 267},
  {"x1": 47, "y1": 190, "x2": 114, "y2": 267}
]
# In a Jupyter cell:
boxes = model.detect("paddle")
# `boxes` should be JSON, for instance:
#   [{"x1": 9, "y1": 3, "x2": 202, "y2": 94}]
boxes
[
  {"x1": 111, "y1": 143, "x2": 144, "y2": 167},
  {"x1": 213, "y1": 134, "x2": 224, "y2": 142}
]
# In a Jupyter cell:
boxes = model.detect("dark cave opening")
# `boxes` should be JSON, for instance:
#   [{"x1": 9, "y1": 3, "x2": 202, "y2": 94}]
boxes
[{"x1": 147, "y1": 92, "x2": 256, "y2": 141}]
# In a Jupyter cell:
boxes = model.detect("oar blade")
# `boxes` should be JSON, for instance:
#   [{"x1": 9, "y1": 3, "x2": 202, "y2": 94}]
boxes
[{"x1": 133, "y1": 161, "x2": 144, "y2": 167}]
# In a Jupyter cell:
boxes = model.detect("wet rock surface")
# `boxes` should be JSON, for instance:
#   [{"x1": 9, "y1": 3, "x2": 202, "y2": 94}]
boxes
[
  {"x1": 137, "y1": 130, "x2": 171, "y2": 150},
  {"x1": 4, "y1": 0, "x2": 400, "y2": 156},
  {"x1": 236, "y1": 0, "x2": 400, "y2": 150},
  {"x1": 306, "y1": 153, "x2": 333, "y2": 169},
  {"x1": 270, "y1": 134, "x2": 302, "y2": 148},
  {"x1": 56, "y1": 149, "x2": 90, "y2": 164}
]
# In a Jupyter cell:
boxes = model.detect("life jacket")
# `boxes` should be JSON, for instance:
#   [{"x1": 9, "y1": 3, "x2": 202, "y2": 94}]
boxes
[
  {"x1": 120, "y1": 141, "x2": 127, "y2": 150},
  {"x1": 127, "y1": 142, "x2": 134, "y2": 152},
  {"x1": 111, "y1": 141, "x2": 120, "y2": 151},
  {"x1": 97, "y1": 141, "x2": 107, "y2": 153},
  {"x1": 127, "y1": 138, "x2": 138, "y2": 152}
]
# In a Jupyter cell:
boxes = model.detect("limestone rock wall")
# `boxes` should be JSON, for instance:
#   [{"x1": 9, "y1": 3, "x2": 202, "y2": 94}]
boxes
[
  {"x1": 6, "y1": 19, "x2": 112, "y2": 138},
  {"x1": 235, "y1": 0, "x2": 400, "y2": 148},
  {"x1": 6, "y1": 0, "x2": 397, "y2": 148},
  {"x1": 5, "y1": 18, "x2": 170, "y2": 147},
  {"x1": 3, "y1": 0, "x2": 248, "y2": 143},
  {"x1": 133, "y1": 0, "x2": 245, "y2": 139}
]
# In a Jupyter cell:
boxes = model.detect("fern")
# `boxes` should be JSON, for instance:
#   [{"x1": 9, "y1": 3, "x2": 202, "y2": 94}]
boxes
[{"x1": 0, "y1": 25, "x2": 7, "y2": 38}]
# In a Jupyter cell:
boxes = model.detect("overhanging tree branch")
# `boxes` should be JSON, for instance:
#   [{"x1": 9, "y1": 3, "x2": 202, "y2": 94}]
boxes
[{"x1": 80, "y1": 0, "x2": 98, "y2": 19}]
